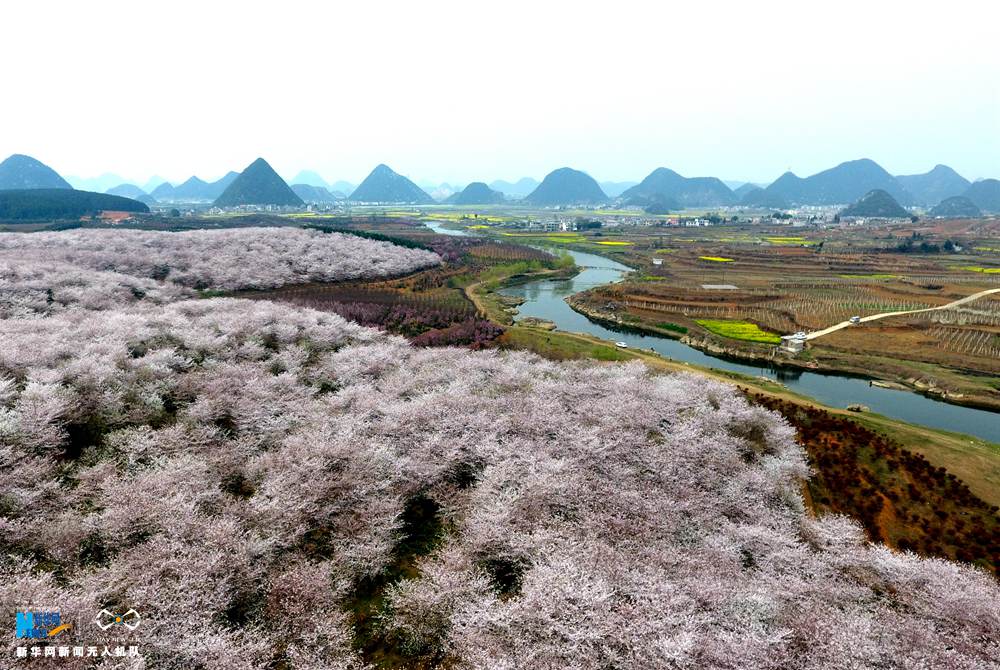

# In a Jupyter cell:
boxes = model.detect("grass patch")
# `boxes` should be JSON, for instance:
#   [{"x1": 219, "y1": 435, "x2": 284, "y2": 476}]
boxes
[
  {"x1": 499, "y1": 327, "x2": 630, "y2": 362},
  {"x1": 699, "y1": 256, "x2": 734, "y2": 263},
  {"x1": 594, "y1": 240, "x2": 634, "y2": 246},
  {"x1": 695, "y1": 319, "x2": 781, "y2": 344},
  {"x1": 960, "y1": 266, "x2": 1000, "y2": 274},
  {"x1": 656, "y1": 322, "x2": 688, "y2": 334}
]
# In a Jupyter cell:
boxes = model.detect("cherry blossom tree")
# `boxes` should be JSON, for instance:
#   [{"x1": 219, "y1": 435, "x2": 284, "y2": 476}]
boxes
[{"x1": 1, "y1": 228, "x2": 998, "y2": 669}]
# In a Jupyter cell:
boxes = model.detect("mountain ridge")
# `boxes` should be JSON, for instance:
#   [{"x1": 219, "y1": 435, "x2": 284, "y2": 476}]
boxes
[
  {"x1": 0, "y1": 154, "x2": 73, "y2": 190},
  {"x1": 621, "y1": 168, "x2": 735, "y2": 207},
  {"x1": 523, "y1": 168, "x2": 607, "y2": 206},
  {"x1": 349, "y1": 164, "x2": 434, "y2": 204},
  {"x1": 214, "y1": 158, "x2": 303, "y2": 207}
]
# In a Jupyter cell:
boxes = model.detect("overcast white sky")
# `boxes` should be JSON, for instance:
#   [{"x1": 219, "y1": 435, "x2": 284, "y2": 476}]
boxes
[{"x1": 3, "y1": 0, "x2": 997, "y2": 185}]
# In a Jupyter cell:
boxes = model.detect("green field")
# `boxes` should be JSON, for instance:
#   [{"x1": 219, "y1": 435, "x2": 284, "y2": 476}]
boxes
[{"x1": 695, "y1": 319, "x2": 781, "y2": 344}]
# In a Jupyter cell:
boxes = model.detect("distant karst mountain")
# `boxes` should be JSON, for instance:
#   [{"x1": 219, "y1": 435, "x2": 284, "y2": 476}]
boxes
[
  {"x1": 291, "y1": 183, "x2": 340, "y2": 204},
  {"x1": 66, "y1": 173, "x2": 126, "y2": 193},
  {"x1": 142, "y1": 176, "x2": 168, "y2": 193},
  {"x1": 732, "y1": 183, "x2": 761, "y2": 199},
  {"x1": 642, "y1": 194, "x2": 682, "y2": 215},
  {"x1": 106, "y1": 183, "x2": 148, "y2": 199},
  {"x1": 150, "y1": 172, "x2": 239, "y2": 202},
  {"x1": 329, "y1": 180, "x2": 355, "y2": 196},
  {"x1": 929, "y1": 196, "x2": 982, "y2": 218},
  {"x1": 740, "y1": 187, "x2": 789, "y2": 209},
  {"x1": 151, "y1": 182, "x2": 177, "y2": 200},
  {"x1": 214, "y1": 158, "x2": 303, "y2": 207},
  {"x1": 290, "y1": 170, "x2": 329, "y2": 188},
  {"x1": 962, "y1": 179, "x2": 1000, "y2": 213},
  {"x1": 489, "y1": 177, "x2": 540, "y2": 198},
  {"x1": 620, "y1": 168, "x2": 735, "y2": 207},
  {"x1": 173, "y1": 176, "x2": 212, "y2": 200},
  {"x1": 349, "y1": 164, "x2": 434, "y2": 204},
  {"x1": 895, "y1": 165, "x2": 970, "y2": 206},
  {"x1": 0, "y1": 189, "x2": 149, "y2": 220},
  {"x1": 523, "y1": 168, "x2": 607, "y2": 206},
  {"x1": 764, "y1": 159, "x2": 911, "y2": 206},
  {"x1": 839, "y1": 189, "x2": 911, "y2": 218},
  {"x1": 0, "y1": 154, "x2": 73, "y2": 191},
  {"x1": 599, "y1": 181, "x2": 639, "y2": 198},
  {"x1": 445, "y1": 182, "x2": 506, "y2": 205}
]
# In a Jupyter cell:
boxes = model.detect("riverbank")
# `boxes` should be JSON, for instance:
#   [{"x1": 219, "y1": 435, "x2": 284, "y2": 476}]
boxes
[
  {"x1": 566, "y1": 293, "x2": 1000, "y2": 413},
  {"x1": 426, "y1": 222, "x2": 1000, "y2": 504}
]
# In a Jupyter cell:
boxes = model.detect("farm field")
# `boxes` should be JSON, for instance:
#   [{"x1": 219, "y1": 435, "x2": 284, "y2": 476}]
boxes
[{"x1": 560, "y1": 218, "x2": 1000, "y2": 410}]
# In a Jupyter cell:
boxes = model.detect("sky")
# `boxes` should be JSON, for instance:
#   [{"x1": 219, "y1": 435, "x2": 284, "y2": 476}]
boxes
[{"x1": 2, "y1": 0, "x2": 998, "y2": 186}]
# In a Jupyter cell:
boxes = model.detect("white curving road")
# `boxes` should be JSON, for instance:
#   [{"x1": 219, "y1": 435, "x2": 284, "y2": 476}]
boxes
[{"x1": 804, "y1": 287, "x2": 1000, "y2": 341}]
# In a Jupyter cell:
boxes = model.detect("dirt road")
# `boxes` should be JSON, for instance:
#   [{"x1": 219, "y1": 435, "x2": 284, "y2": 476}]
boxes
[{"x1": 805, "y1": 287, "x2": 1000, "y2": 341}]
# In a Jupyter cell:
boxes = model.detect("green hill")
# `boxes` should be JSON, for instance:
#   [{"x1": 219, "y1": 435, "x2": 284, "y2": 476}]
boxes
[
  {"x1": 155, "y1": 172, "x2": 240, "y2": 202},
  {"x1": 349, "y1": 164, "x2": 434, "y2": 204},
  {"x1": 929, "y1": 196, "x2": 981, "y2": 218},
  {"x1": 0, "y1": 154, "x2": 73, "y2": 190},
  {"x1": 291, "y1": 183, "x2": 340, "y2": 204},
  {"x1": 0, "y1": 189, "x2": 149, "y2": 220},
  {"x1": 740, "y1": 187, "x2": 788, "y2": 209},
  {"x1": 446, "y1": 182, "x2": 506, "y2": 205},
  {"x1": 839, "y1": 189, "x2": 911, "y2": 218},
  {"x1": 621, "y1": 168, "x2": 735, "y2": 207},
  {"x1": 766, "y1": 159, "x2": 911, "y2": 206},
  {"x1": 106, "y1": 183, "x2": 147, "y2": 199},
  {"x1": 895, "y1": 165, "x2": 970, "y2": 206},
  {"x1": 214, "y1": 158, "x2": 303, "y2": 207},
  {"x1": 962, "y1": 179, "x2": 1000, "y2": 213},
  {"x1": 523, "y1": 168, "x2": 607, "y2": 206},
  {"x1": 489, "y1": 177, "x2": 539, "y2": 198}
]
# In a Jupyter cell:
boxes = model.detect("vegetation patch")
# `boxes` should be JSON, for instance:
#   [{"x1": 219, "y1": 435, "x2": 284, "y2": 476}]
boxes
[
  {"x1": 695, "y1": 319, "x2": 781, "y2": 344},
  {"x1": 748, "y1": 393, "x2": 999, "y2": 576},
  {"x1": 699, "y1": 255, "x2": 734, "y2": 262},
  {"x1": 960, "y1": 266, "x2": 1000, "y2": 274},
  {"x1": 656, "y1": 322, "x2": 688, "y2": 334}
]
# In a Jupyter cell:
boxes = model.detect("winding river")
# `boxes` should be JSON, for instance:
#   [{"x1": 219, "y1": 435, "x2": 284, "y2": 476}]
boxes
[{"x1": 426, "y1": 221, "x2": 1000, "y2": 443}]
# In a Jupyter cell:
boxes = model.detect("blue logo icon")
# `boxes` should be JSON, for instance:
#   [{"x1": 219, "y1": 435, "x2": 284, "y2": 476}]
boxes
[{"x1": 15, "y1": 610, "x2": 67, "y2": 638}]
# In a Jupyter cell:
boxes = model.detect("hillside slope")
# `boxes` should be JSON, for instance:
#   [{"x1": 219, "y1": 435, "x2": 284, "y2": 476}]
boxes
[
  {"x1": 840, "y1": 189, "x2": 911, "y2": 218},
  {"x1": 350, "y1": 164, "x2": 434, "y2": 204},
  {"x1": 446, "y1": 181, "x2": 506, "y2": 205},
  {"x1": 765, "y1": 159, "x2": 911, "y2": 205},
  {"x1": 929, "y1": 195, "x2": 982, "y2": 218},
  {"x1": 214, "y1": 158, "x2": 303, "y2": 207},
  {"x1": 963, "y1": 179, "x2": 1000, "y2": 213},
  {"x1": 0, "y1": 154, "x2": 73, "y2": 190},
  {"x1": 621, "y1": 167, "x2": 735, "y2": 207},
  {"x1": 896, "y1": 164, "x2": 970, "y2": 205},
  {"x1": 292, "y1": 183, "x2": 340, "y2": 203},
  {"x1": 524, "y1": 167, "x2": 607, "y2": 205},
  {"x1": 0, "y1": 189, "x2": 148, "y2": 220}
]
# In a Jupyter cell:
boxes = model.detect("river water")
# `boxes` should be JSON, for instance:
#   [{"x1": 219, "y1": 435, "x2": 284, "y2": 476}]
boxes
[{"x1": 425, "y1": 221, "x2": 1000, "y2": 443}]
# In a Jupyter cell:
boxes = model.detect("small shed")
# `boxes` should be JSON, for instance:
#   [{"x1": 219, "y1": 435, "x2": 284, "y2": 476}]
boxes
[{"x1": 780, "y1": 334, "x2": 806, "y2": 353}]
